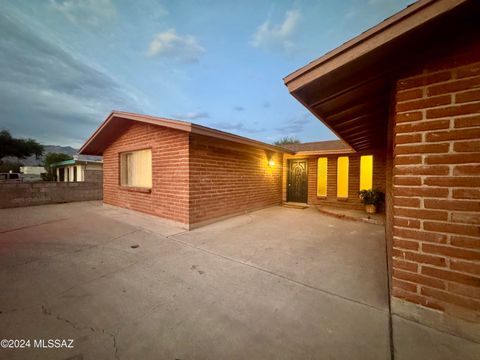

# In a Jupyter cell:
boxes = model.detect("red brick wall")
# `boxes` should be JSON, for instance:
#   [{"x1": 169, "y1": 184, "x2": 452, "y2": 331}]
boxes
[
  {"x1": 103, "y1": 123, "x2": 190, "y2": 224},
  {"x1": 282, "y1": 151, "x2": 386, "y2": 210},
  {"x1": 189, "y1": 134, "x2": 283, "y2": 226},
  {"x1": 392, "y1": 47, "x2": 480, "y2": 320},
  {"x1": 103, "y1": 125, "x2": 283, "y2": 227}
]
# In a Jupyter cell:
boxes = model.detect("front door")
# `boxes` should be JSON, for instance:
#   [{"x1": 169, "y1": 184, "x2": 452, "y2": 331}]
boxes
[{"x1": 287, "y1": 159, "x2": 308, "y2": 203}]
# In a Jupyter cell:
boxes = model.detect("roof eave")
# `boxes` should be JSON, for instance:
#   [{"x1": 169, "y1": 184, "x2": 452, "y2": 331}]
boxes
[
  {"x1": 293, "y1": 149, "x2": 357, "y2": 156},
  {"x1": 283, "y1": 0, "x2": 468, "y2": 93},
  {"x1": 79, "y1": 111, "x2": 294, "y2": 156},
  {"x1": 282, "y1": 0, "x2": 472, "y2": 151},
  {"x1": 189, "y1": 123, "x2": 294, "y2": 154},
  {"x1": 78, "y1": 111, "x2": 116, "y2": 155},
  {"x1": 51, "y1": 159, "x2": 103, "y2": 167},
  {"x1": 50, "y1": 159, "x2": 75, "y2": 167}
]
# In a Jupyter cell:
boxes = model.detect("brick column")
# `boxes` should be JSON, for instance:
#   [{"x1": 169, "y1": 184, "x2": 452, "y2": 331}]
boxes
[{"x1": 392, "y1": 53, "x2": 480, "y2": 333}]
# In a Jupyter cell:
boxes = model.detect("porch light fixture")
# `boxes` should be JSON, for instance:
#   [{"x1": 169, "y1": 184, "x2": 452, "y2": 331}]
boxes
[{"x1": 268, "y1": 159, "x2": 275, "y2": 167}]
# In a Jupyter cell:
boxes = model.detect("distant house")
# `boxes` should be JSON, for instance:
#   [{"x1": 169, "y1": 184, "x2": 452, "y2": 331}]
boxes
[
  {"x1": 19, "y1": 166, "x2": 45, "y2": 181},
  {"x1": 51, "y1": 155, "x2": 102, "y2": 182},
  {"x1": 19, "y1": 166, "x2": 44, "y2": 176}
]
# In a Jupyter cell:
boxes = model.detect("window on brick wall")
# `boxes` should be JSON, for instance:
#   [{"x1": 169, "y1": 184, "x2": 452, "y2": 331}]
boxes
[
  {"x1": 360, "y1": 155, "x2": 373, "y2": 190},
  {"x1": 317, "y1": 157, "x2": 328, "y2": 197},
  {"x1": 120, "y1": 149, "x2": 152, "y2": 188},
  {"x1": 337, "y1": 156, "x2": 349, "y2": 198}
]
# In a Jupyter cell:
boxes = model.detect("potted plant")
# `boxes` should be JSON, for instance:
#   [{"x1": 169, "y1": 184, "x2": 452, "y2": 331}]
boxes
[{"x1": 358, "y1": 188, "x2": 385, "y2": 214}]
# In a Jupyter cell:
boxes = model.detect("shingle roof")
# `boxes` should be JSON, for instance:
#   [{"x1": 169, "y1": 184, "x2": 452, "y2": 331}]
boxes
[{"x1": 281, "y1": 140, "x2": 352, "y2": 153}]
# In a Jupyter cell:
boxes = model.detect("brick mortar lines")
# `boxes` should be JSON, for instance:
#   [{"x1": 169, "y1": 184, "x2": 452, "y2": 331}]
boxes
[
  {"x1": 393, "y1": 212, "x2": 480, "y2": 235},
  {"x1": 398, "y1": 85, "x2": 480, "y2": 102},
  {"x1": 393, "y1": 98, "x2": 478, "y2": 232},
  {"x1": 391, "y1": 286, "x2": 476, "y2": 313},
  {"x1": 394, "y1": 276, "x2": 478, "y2": 307},
  {"x1": 394, "y1": 121, "x2": 479, "y2": 137},
  {"x1": 398, "y1": 63, "x2": 480, "y2": 89},
  {"x1": 397, "y1": 88, "x2": 480, "y2": 107},
  {"x1": 395, "y1": 112, "x2": 479, "y2": 120},
  {"x1": 391, "y1": 248, "x2": 478, "y2": 298},
  {"x1": 392, "y1": 172, "x2": 479, "y2": 277},
  {"x1": 393, "y1": 130, "x2": 479, "y2": 142},
  {"x1": 396, "y1": 95, "x2": 479, "y2": 120},
  {"x1": 392, "y1": 270, "x2": 478, "y2": 299},
  {"x1": 392, "y1": 228, "x2": 480, "y2": 271},
  {"x1": 392, "y1": 239, "x2": 477, "y2": 265},
  {"x1": 392, "y1": 60, "x2": 480, "y2": 315}
]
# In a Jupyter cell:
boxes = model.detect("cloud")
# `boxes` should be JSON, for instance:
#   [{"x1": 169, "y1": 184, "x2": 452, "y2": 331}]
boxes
[
  {"x1": 207, "y1": 122, "x2": 264, "y2": 134},
  {"x1": 251, "y1": 9, "x2": 301, "y2": 53},
  {"x1": 0, "y1": 10, "x2": 143, "y2": 147},
  {"x1": 275, "y1": 114, "x2": 311, "y2": 134},
  {"x1": 147, "y1": 29, "x2": 206, "y2": 63},
  {"x1": 50, "y1": 0, "x2": 116, "y2": 27},
  {"x1": 172, "y1": 112, "x2": 210, "y2": 120},
  {"x1": 233, "y1": 106, "x2": 244, "y2": 112}
]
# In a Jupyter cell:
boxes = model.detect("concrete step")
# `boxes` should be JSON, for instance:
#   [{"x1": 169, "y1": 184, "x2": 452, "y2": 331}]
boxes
[{"x1": 282, "y1": 202, "x2": 309, "y2": 209}]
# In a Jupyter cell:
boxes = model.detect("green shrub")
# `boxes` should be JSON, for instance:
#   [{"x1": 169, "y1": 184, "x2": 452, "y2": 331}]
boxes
[{"x1": 358, "y1": 188, "x2": 385, "y2": 206}]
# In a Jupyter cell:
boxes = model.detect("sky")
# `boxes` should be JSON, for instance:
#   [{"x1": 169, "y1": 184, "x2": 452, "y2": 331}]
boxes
[{"x1": 0, "y1": 0, "x2": 412, "y2": 148}]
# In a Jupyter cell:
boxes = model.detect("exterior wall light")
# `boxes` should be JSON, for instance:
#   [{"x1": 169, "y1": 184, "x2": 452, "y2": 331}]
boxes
[{"x1": 268, "y1": 159, "x2": 275, "y2": 167}]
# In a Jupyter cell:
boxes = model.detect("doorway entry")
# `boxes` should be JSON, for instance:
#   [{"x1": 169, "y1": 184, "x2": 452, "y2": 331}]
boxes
[
  {"x1": 58, "y1": 168, "x2": 65, "y2": 182},
  {"x1": 287, "y1": 159, "x2": 308, "y2": 203}
]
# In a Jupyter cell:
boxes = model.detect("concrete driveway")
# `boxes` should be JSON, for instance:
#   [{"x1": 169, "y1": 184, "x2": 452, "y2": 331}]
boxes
[{"x1": 0, "y1": 201, "x2": 392, "y2": 359}]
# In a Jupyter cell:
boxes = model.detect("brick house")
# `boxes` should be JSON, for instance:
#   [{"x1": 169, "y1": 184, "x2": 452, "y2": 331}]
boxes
[
  {"x1": 79, "y1": 0, "x2": 478, "y2": 343},
  {"x1": 281, "y1": 140, "x2": 386, "y2": 210},
  {"x1": 80, "y1": 111, "x2": 387, "y2": 229},
  {"x1": 284, "y1": 0, "x2": 479, "y2": 343},
  {"x1": 79, "y1": 111, "x2": 288, "y2": 229}
]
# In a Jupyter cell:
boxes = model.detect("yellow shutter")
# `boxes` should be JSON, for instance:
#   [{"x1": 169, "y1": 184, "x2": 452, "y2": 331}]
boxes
[
  {"x1": 317, "y1": 158, "x2": 328, "y2": 197},
  {"x1": 121, "y1": 149, "x2": 152, "y2": 188},
  {"x1": 131, "y1": 149, "x2": 152, "y2": 188},
  {"x1": 337, "y1": 157, "x2": 349, "y2": 198},
  {"x1": 360, "y1": 155, "x2": 373, "y2": 191}
]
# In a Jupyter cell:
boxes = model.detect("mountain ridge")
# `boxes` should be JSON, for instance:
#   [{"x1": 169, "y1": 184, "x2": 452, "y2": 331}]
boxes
[{"x1": 2, "y1": 145, "x2": 100, "y2": 166}]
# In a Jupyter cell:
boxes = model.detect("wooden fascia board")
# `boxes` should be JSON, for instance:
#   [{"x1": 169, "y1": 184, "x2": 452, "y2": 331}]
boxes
[{"x1": 284, "y1": 0, "x2": 467, "y2": 93}]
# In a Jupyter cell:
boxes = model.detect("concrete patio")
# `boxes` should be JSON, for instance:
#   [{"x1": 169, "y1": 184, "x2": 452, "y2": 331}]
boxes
[{"x1": 0, "y1": 202, "x2": 476, "y2": 359}]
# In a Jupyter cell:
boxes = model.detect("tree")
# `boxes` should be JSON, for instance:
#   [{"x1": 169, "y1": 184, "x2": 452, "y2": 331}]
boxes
[
  {"x1": 0, "y1": 130, "x2": 44, "y2": 163},
  {"x1": 273, "y1": 136, "x2": 301, "y2": 145},
  {"x1": 42, "y1": 152, "x2": 72, "y2": 181},
  {"x1": 0, "y1": 160, "x2": 22, "y2": 173}
]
